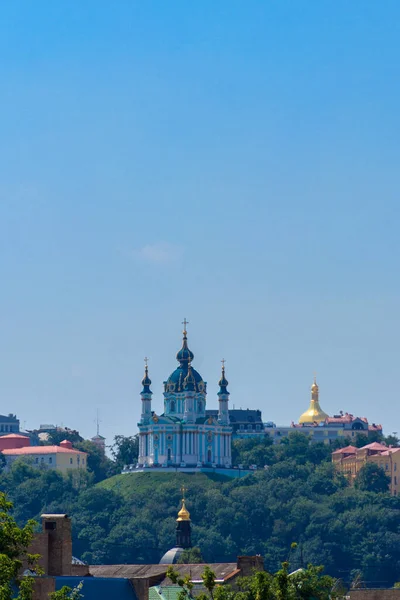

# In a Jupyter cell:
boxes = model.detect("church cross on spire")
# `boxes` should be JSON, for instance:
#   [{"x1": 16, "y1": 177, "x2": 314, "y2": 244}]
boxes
[
  {"x1": 182, "y1": 318, "x2": 189, "y2": 334},
  {"x1": 221, "y1": 358, "x2": 226, "y2": 370},
  {"x1": 144, "y1": 356, "x2": 149, "y2": 368}
]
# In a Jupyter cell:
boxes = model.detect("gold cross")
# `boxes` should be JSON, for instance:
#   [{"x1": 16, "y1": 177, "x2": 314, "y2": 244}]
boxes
[
  {"x1": 221, "y1": 358, "x2": 226, "y2": 369},
  {"x1": 144, "y1": 357, "x2": 149, "y2": 367},
  {"x1": 180, "y1": 485, "x2": 187, "y2": 499},
  {"x1": 182, "y1": 318, "x2": 189, "y2": 333}
]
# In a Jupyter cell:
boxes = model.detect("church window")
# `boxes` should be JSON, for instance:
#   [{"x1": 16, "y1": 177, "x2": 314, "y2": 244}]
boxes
[
  {"x1": 70, "y1": 458, "x2": 73, "y2": 464},
  {"x1": 170, "y1": 400, "x2": 176, "y2": 413},
  {"x1": 207, "y1": 449, "x2": 212, "y2": 463},
  {"x1": 49, "y1": 457, "x2": 52, "y2": 464},
  {"x1": 198, "y1": 402, "x2": 203, "y2": 413},
  {"x1": 167, "y1": 448, "x2": 172, "y2": 461}
]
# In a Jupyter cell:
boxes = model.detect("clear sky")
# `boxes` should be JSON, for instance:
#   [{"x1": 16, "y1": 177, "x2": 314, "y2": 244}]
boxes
[{"x1": 0, "y1": 1, "x2": 399, "y2": 445}]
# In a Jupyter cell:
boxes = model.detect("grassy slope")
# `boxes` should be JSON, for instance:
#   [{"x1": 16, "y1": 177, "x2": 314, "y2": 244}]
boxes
[{"x1": 97, "y1": 471, "x2": 232, "y2": 500}]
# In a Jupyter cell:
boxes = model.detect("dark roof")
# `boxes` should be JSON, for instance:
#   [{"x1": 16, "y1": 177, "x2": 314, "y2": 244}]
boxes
[
  {"x1": 206, "y1": 409, "x2": 263, "y2": 423},
  {"x1": 0, "y1": 414, "x2": 19, "y2": 423},
  {"x1": 89, "y1": 565, "x2": 169, "y2": 579},
  {"x1": 56, "y1": 577, "x2": 138, "y2": 600},
  {"x1": 165, "y1": 365, "x2": 205, "y2": 394}
]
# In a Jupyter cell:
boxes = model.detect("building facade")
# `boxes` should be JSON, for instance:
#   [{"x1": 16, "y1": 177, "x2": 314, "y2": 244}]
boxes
[
  {"x1": 333, "y1": 442, "x2": 400, "y2": 496},
  {"x1": 0, "y1": 413, "x2": 20, "y2": 434},
  {"x1": 265, "y1": 377, "x2": 383, "y2": 445},
  {"x1": 138, "y1": 324, "x2": 232, "y2": 468},
  {"x1": 2, "y1": 439, "x2": 87, "y2": 474}
]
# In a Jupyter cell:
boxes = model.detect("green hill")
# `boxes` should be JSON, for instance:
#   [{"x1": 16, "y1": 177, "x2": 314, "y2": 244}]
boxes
[{"x1": 98, "y1": 471, "x2": 235, "y2": 499}]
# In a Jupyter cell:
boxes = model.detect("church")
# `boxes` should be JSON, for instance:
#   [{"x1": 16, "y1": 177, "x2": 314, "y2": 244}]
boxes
[{"x1": 137, "y1": 321, "x2": 232, "y2": 468}]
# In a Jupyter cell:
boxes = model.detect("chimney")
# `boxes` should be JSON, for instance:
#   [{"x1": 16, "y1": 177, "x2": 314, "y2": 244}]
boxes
[
  {"x1": 237, "y1": 556, "x2": 264, "y2": 576},
  {"x1": 41, "y1": 514, "x2": 72, "y2": 576},
  {"x1": 60, "y1": 440, "x2": 73, "y2": 449}
]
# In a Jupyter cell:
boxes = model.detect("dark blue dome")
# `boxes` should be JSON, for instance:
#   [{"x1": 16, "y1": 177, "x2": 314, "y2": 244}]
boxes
[
  {"x1": 176, "y1": 332, "x2": 194, "y2": 364},
  {"x1": 165, "y1": 365, "x2": 206, "y2": 393}
]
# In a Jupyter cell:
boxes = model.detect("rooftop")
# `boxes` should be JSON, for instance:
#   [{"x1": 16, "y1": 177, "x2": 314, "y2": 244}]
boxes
[{"x1": 2, "y1": 446, "x2": 87, "y2": 456}]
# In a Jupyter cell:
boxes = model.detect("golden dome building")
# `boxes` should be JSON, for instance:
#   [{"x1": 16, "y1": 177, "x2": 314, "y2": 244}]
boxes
[{"x1": 299, "y1": 377, "x2": 329, "y2": 424}]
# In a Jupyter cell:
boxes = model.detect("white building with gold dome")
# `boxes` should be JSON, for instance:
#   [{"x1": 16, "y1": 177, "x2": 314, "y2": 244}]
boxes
[{"x1": 265, "y1": 376, "x2": 382, "y2": 444}]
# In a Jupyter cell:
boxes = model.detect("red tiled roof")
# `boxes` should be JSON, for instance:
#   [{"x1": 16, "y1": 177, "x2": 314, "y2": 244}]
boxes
[
  {"x1": 360, "y1": 442, "x2": 387, "y2": 451},
  {"x1": 332, "y1": 445, "x2": 357, "y2": 455},
  {"x1": 2, "y1": 445, "x2": 87, "y2": 456}
]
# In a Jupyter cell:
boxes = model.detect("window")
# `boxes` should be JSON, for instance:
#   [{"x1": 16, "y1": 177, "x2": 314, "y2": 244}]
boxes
[
  {"x1": 240, "y1": 424, "x2": 244, "y2": 430},
  {"x1": 45, "y1": 521, "x2": 56, "y2": 530},
  {"x1": 256, "y1": 424, "x2": 261, "y2": 430},
  {"x1": 77, "y1": 456, "x2": 80, "y2": 464},
  {"x1": 49, "y1": 457, "x2": 52, "y2": 464},
  {"x1": 70, "y1": 458, "x2": 73, "y2": 464},
  {"x1": 35, "y1": 457, "x2": 39, "y2": 464},
  {"x1": 395, "y1": 476, "x2": 397, "y2": 485},
  {"x1": 198, "y1": 402, "x2": 203, "y2": 413},
  {"x1": 395, "y1": 463, "x2": 397, "y2": 472},
  {"x1": 386, "y1": 464, "x2": 389, "y2": 471},
  {"x1": 170, "y1": 400, "x2": 176, "y2": 413}
]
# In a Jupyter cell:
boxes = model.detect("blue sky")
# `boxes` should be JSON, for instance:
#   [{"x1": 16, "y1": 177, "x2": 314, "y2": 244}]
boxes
[{"x1": 0, "y1": 1, "x2": 399, "y2": 444}]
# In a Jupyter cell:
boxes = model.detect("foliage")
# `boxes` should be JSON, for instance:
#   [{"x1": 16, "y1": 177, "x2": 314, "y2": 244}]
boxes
[
  {"x1": 74, "y1": 440, "x2": 117, "y2": 483},
  {"x1": 111, "y1": 435, "x2": 139, "y2": 469},
  {"x1": 167, "y1": 561, "x2": 341, "y2": 600},
  {"x1": 354, "y1": 462, "x2": 391, "y2": 493},
  {"x1": 46, "y1": 430, "x2": 83, "y2": 446},
  {"x1": 2, "y1": 432, "x2": 400, "y2": 588},
  {"x1": 0, "y1": 492, "x2": 39, "y2": 600},
  {"x1": 49, "y1": 582, "x2": 84, "y2": 600},
  {"x1": 176, "y1": 546, "x2": 204, "y2": 564}
]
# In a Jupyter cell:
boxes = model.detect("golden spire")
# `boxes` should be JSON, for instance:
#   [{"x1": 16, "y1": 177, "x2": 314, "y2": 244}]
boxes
[
  {"x1": 177, "y1": 485, "x2": 191, "y2": 521},
  {"x1": 298, "y1": 375, "x2": 329, "y2": 424}
]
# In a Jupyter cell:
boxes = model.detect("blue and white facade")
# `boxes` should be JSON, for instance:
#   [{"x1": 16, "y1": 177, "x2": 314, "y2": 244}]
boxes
[{"x1": 138, "y1": 326, "x2": 232, "y2": 468}]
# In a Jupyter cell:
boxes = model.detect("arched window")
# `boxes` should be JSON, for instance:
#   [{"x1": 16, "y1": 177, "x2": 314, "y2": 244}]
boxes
[
  {"x1": 170, "y1": 400, "x2": 176, "y2": 413},
  {"x1": 207, "y1": 449, "x2": 212, "y2": 463},
  {"x1": 198, "y1": 402, "x2": 203, "y2": 413}
]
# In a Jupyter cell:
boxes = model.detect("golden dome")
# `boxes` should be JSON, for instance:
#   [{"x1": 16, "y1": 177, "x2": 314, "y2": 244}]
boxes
[
  {"x1": 177, "y1": 498, "x2": 190, "y2": 522},
  {"x1": 298, "y1": 376, "x2": 329, "y2": 424}
]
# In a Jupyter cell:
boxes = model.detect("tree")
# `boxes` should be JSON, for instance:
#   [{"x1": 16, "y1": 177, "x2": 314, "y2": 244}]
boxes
[
  {"x1": 111, "y1": 435, "x2": 139, "y2": 468},
  {"x1": 47, "y1": 430, "x2": 83, "y2": 446},
  {"x1": 0, "y1": 492, "x2": 40, "y2": 600},
  {"x1": 176, "y1": 547, "x2": 204, "y2": 564},
  {"x1": 355, "y1": 463, "x2": 391, "y2": 493},
  {"x1": 74, "y1": 440, "x2": 116, "y2": 483},
  {"x1": 167, "y1": 561, "x2": 341, "y2": 600}
]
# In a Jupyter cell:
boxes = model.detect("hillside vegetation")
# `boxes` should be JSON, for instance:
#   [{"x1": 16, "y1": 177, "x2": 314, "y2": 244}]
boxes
[{"x1": 1, "y1": 433, "x2": 400, "y2": 588}]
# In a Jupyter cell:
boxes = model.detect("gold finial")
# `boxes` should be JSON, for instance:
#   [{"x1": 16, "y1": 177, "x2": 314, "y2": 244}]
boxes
[
  {"x1": 182, "y1": 318, "x2": 189, "y2": 335},
  {"x1": 177, "y1": 486, "x2": 190, "y2": 521},
  {"x1": 221, "y1": 358, "x2": 226, "y2": 371},
  {"x1": 144, "y1": 356, "x2": 149, "y2": 367}
]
